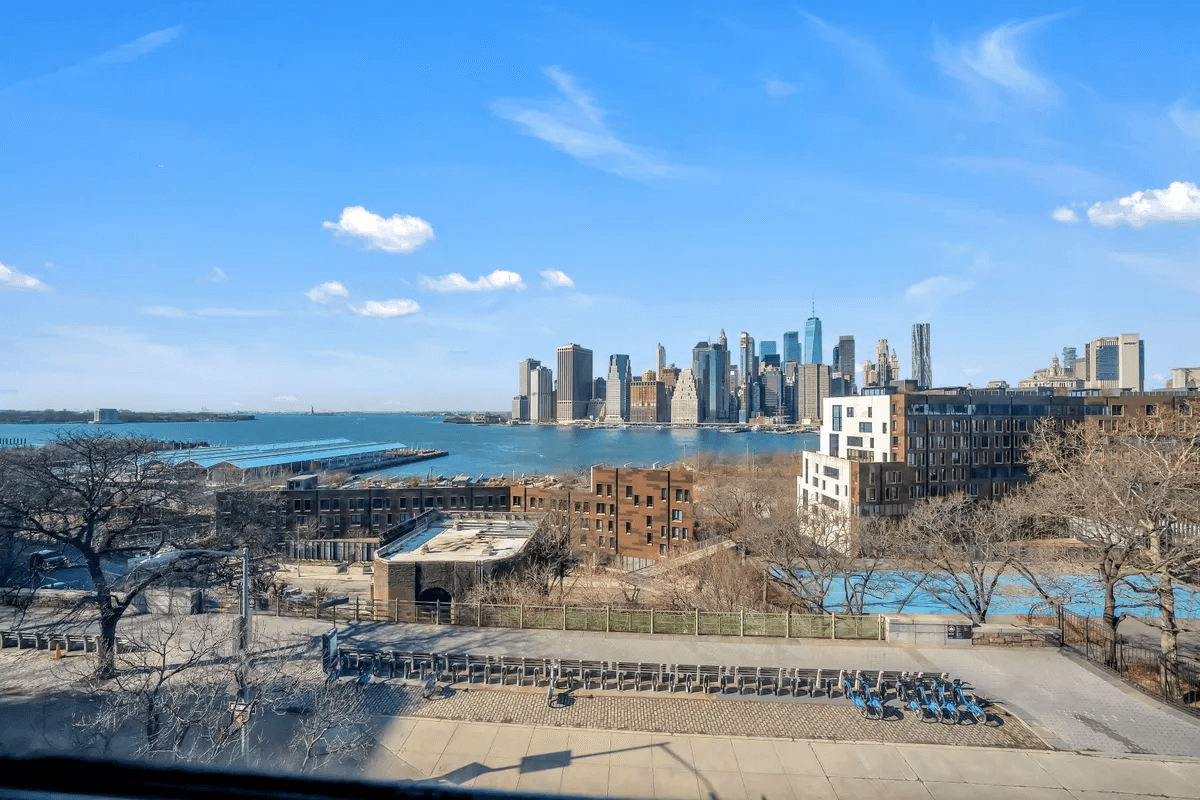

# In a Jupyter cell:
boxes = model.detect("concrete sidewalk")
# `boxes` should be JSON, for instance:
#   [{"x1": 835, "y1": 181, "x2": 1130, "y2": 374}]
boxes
[
  {"x1": 330, "y1": 619, "x2": 1200, "y2": 759},
  {"x1": 368, "y1": 716, "x2": 1200, "y2": 800}
]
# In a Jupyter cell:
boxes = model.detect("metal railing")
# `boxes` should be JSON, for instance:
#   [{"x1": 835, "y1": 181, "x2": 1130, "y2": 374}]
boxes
[
  {"x1": 251, "y1": 595, "x2": 884, "y2": 640},
  {"x1": 1048, "y1": 607, "x2": 1200, "y2": 715}
]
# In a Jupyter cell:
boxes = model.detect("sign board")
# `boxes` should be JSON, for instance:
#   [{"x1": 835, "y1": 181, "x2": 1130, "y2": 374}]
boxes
[{"x1": 945, "y1": 624, "x2": 973, "y2": 640}]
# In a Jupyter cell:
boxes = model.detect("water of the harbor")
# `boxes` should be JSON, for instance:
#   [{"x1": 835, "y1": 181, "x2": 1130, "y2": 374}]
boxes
[{"x1": 0, "y1": 414, "x2": 818, "y2": 479}]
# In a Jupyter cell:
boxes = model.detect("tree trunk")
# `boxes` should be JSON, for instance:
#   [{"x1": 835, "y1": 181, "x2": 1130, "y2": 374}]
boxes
[
  {"x1": 98, "y1": 605, "x2": 121, "y2": 679},
  {"x1": 1156, "y1": 574, "x2": 1180, "y2": 700},
  {"x1": 1101, "y1": 574, "x2": 1119, "y2": 668}
]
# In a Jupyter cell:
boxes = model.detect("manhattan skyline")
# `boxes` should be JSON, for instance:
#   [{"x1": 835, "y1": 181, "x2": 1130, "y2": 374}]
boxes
[{"x1": 2, "y1": 4, "x2": 1199, "y2": 411}]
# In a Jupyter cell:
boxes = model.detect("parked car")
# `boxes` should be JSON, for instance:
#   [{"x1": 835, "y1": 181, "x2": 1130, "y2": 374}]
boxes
[
  {"x1": 38, "y1": 581, "x2": 69, "y2": 590},
  {"x1": 30, "y1": 550, "x2": 69, "y2": 569}
]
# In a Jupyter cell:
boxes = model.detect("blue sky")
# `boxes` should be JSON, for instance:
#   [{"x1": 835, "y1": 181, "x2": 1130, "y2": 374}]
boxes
[{"x1": 2, "y1": 3, "x2": 1199, "y2": 411}]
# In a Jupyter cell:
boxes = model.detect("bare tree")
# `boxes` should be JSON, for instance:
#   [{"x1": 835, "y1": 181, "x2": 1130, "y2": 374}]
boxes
[
  {"x1": 0, "y1": 431, "x2": 221, "y2": 678},
  {"x1": 1025, "y1": 410, "x2": 1200, "y2": 693},
  {"x1": 895, "y1": 493, "x2": 1030, "y2": 624}
]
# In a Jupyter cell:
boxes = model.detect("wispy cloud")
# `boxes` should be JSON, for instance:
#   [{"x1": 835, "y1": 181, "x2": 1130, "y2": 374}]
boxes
[
  {"x1": 323, "y1": 206, "x2": 434, "y2": 253},
  {"x1": 0, "y1": 261, "x2": 50, "y2": 292},
  {"x1": 3, "y1": 26, "x2": 181, "y2": 93},
  {"x1": 946, "y1": 156, "x2": 1110, "y2": 198},
  {"x1": 207, "y1": 266, "x2": 229, "y2": 284},
  {"x1": 1088, "y1": 181, "x2": 1200, "y2": 227},
  {"x1": 540, "y1": 270, "x2": 575, "y2": 289},
  {"x1": 1051, "y1": 207, "x2": 1079, "y2": 223},
  {"x1": 1110, "y1": 252, "x2": 1200, "y2": 292},
  {"x1": 904, "y1": 274, "x2": 975, "y2": 304},
  {"x1": 420, "y1": 270, "x2": 525, "y2": 293},
  {"x1": 1170, "y1": 100, "x2": 1200, "y2": 140},
  {"x1": 141, "y1": 306, "x2": 277, "y2": 318},
  {"x1": 934, "y1": 15, "x2": 1061, "y2": 102},
  {"x1": 353, "y1": 299, "x2": 421, "y2": 318},
  {"x1": 492, "y1": 66, "x2": 669, "y2": 179},
  {"x1": 762, "y1": 77, "x2": 801, "y2": 98},
  {"x1": 93, "y1": 26, "x2": 181, "y2": 65},
  {"x1": 305, "y1": 281, "x2": 351, "y2": 304},
  {"x1": 274, "y1": 395, "x2": 299, "y2": 403},
  {"x1": 799, "y1": 11, "x2": 892, "y2": 79}
]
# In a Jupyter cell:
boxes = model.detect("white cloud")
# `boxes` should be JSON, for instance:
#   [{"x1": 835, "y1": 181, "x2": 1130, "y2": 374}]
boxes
[
  {"x1": 274, "y1": 395, "x2": 299, "y2": 403},
  {"x1": 208, "y1": 266, "x2": 229, "y2": 284},
  {"x1": 1051, "y1": 207, "x2": 1079, "y2": 223},
  {"x1": 762, "y1": 77, "x2": 800, "y2": 97},
  {"x1": 540, "y1": 269, "x2": 575, "y2": 289},
  {"x1": 322, "y1": 206, "x2": 434, "y2": 253},
  {"x1": 305, "y1": 281, "x2": 351, "y2": 303},
  {"x1": 420, "y1": 270, "x2": 525, "y2": 293},
  {"x1": 1088, "y1": 181, "x2": 1200, "y2": 227},
  {"x1": 0, "y1": 262, "x2": 49, "y2": 292},
  {"x1": 492, "y1": 66, "x2": 669, "y2": 179},
  {"x1": 94, "y1": 26, "x2": 182, "y2": 65},
  {"x1": 353, "y1": 299, "x2": 421, "y2": 318},
  {"x1": 905, "y1": 275, "x2": 974, "y2": 303},
  {"x1": 934, "y1": 15, "x2": 1060, "y2": 101},
  {"x1": 142, "y1": 305, "x2": 191, "y2": 318}
]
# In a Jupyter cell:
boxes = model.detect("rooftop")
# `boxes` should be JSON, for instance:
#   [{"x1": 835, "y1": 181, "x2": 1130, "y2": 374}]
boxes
[
  {"x1": 154, "y1": 438, "x2": 410, "y2": 470},
  {"x1": 376, "y1": 513, "x2": 538, "y2": 563}
]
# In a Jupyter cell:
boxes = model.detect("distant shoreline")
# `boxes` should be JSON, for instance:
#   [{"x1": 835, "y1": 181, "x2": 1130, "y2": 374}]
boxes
[{"x1": 0, "y1": 411, "x2": 256, "y2": 425}]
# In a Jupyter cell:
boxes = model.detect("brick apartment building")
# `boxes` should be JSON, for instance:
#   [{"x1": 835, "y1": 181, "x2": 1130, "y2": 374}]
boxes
[
  {"x1": 801, "y1": 387, "x2": 1197, "y2": 518},
  {"x1": 261, "y1": 466, "x2": 694, "y2": 569},
  {"x1": 573, "y1": 466, "x2": 694, "y2": 570}
]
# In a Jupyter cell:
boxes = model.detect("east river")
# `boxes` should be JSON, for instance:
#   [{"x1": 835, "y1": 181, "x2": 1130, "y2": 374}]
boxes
[{"x1": 0, "y1": 414, "x2": 818, "y2": 479}]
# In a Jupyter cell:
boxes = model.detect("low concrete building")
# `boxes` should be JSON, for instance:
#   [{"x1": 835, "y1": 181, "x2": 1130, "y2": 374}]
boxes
[{"x1": 372, "y1": 512, "x2": 539, "y2": 606}]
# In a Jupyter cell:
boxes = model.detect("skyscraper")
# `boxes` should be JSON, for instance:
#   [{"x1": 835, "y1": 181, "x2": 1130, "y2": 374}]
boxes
[
  {"x1": 530, "y1": 366, "x2": 555, "y2": 422},
  {"x1": 655, "y1": 343, "x2": 666, "y2": 376},
  {"x1": 835, "y1": 335, "x2": 855, "y2": 390},
  {"x1": 1061, "y1": 346, "x2": 1077, "y2": 373},
  {"x1": 783, "y1": 331, "x2": 801, "y2": 365},
  {"x1": 671, "y1": 368, "x2": 702, "y2": 425},
  {"x1": 692, "y1": 340, "x2": 730, "y2": 423},
  {"x1": 605, "y1": 354, "x2": 632, "y2": 421},
  {"x1": 738, "y1": 332, "x2": 757, "y2": 423},
  {"x1": 515, "y1": 358, "x2": 540, "y2": 421},
  {"x1": 805, "y1": 305, "x2": 823, "y2": 364},
  {"x1": 912, "y1": 323, "x2": 932, "y2": 389},
  {"x1": 556, "y1": 343, "x2": 593, "y2": 421},
  {"x1": 759, "y1": 340, "x2": 777, "y2": 358},
  {"x1": 1084, "y1": 333, "x2": 1143, "y2": 391}
]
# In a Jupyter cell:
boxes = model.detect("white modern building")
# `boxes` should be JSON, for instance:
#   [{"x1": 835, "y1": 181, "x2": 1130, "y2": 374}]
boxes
[{"x1": 799, "y1": 393, "x2": 896, "y2": 518}]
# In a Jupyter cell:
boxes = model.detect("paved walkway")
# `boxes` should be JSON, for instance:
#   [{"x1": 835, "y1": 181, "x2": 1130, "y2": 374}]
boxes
[
  {"x1": 367, "y1": 716, "x2": 1200, "y2": 799},
  {"x1": 334, "y1": 619, "x2": 1200, "y2": 758}
]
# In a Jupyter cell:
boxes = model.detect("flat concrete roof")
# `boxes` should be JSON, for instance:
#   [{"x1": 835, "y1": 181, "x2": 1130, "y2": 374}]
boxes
[{"x1": 377, "y1": 514, "x2": 538, "y2": 563}]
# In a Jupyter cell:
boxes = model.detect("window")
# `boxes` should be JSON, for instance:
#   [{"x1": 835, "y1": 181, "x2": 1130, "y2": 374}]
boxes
[
  {"x1": 1111, "y1": 404, "x2": 1123, "y2": 416},
  {"x1": 859, "y1": 421, "x2": 872, "y2": 433},
  {"x1": 597, "y1": 536, "x2": 603, "y2": 547},
  {"x1": 846, "y1": 407, "x2": 855, "y2": 418},
  {"x1": 659, "y1": 544, "x2": 667, "y2": 554},
  {"x1": 661, "y1": 488, "x2": 668, "y2": 500},
  {"x1": 319, "y1": 499, "x2": 329, "y2": 510},
  {"x1": 646, "y1": 531, "x2": 653, "y2": 544},
  {"x1": 682, "y1": 528, "x2": 688, "y2": 540},
  {"x1": 672, "y1": 509, "x2": 683, "y2": 521},
  {"x1": 580, "y1": 535, "x2": 588, "y2": 545},
  {"x1": 867, "y1": 406, "x2": 873, "y2": 418},
  {"x1": 609, "y1": 537, "x2": 615, "y2": 549},
  {"x1": 625, "y1": 521, "x2": 631, "y2": 533},
  {"x1": 607, "y1": 520, "x2": 613, "y2": 532},
  {"x1": 847, "y1": 436, "x2": 863, "y2": 447},
  {"x1": 372, "y1": 498, "x2": 383, "y2": 510},
  {"x1": 303, "y1": 499, "x2": 311, "y2": 511},
  {"x1": 293, "y1": 499, "x2": 302, "y2": 511},
  {"x1": 596, "y1": 484, "x2": 603, "y2": 495},
  {"x1": 633, "y1": 495, "x2": 640, "y2": 507},
  {"x1": 661, "y1": 525, "x2": 668, "y2": 538},
  {"x1": 595, "y1": 519, "x2": 602, "y2": 530},
  {"x1": 829, "y1": 433, "x2": 839, "y2": 458},
  {"x1": 583, "y1": 501, "x2": 590, "y2": 513},
  {"x1": 606, "y1": 484, "x2": 612, "y2": 496},
  {"x1": 646, "y1": 515, "x2": 653, "y2": 528},
  {"x1": 350, "y1": 514, "x2": 361, "y2": 525},
  {"x1": 672, "y1": 526, "x2": 679, "y2": 538},
  {"x1": 882, "y1": 422, "x2": 887, "y2": 433},
  {"x1": 675, "y1": 488, "x2": 683, "y2": 501},
  {"x1": 625, "y1": 485, "x2": 633, "y2": 498},
  {"x1": 832, "y1": 405, "x2": 842, "y2": 431},
  {"x1": 1146, "y1": 404, "x2": 1157, "y2": 416},
  {"x1": 646, "y1": 495, "x2": 653, "y2": 507}
]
